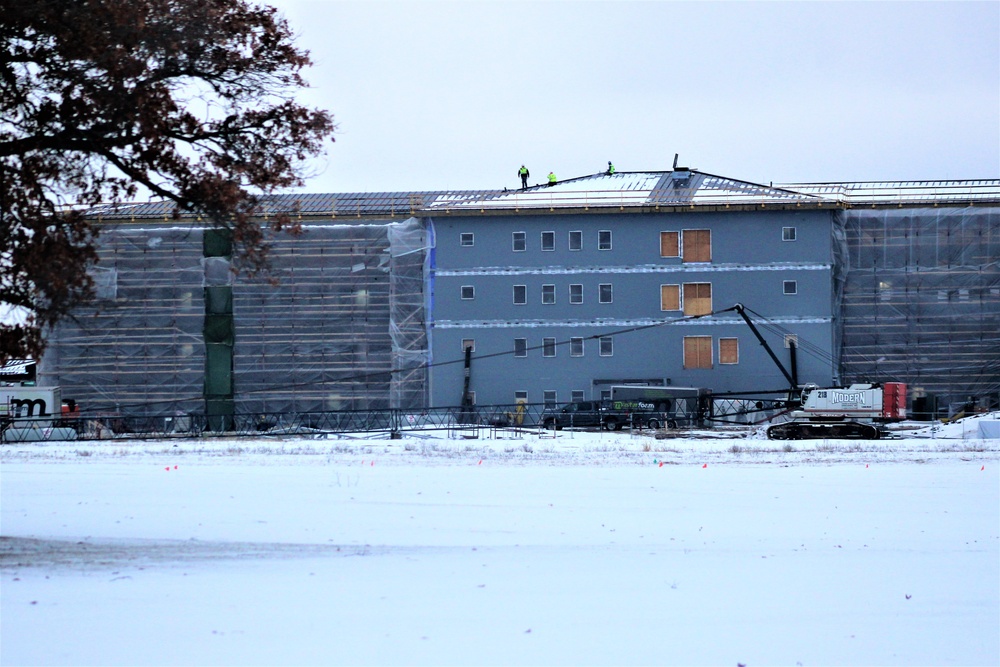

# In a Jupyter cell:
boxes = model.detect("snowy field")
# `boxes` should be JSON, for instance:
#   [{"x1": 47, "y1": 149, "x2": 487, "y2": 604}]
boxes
[{"x1": 2, "y1": 420, "x2": 999, "y2": 667}]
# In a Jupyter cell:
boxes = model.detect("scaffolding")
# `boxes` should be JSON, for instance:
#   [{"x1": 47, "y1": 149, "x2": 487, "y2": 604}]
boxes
[
  {"x1": 39, "y1": 226, "x2": 207, "y2": 415},
  {"x1": 839, "y1": 206, "x2": 1000, "y2": 414},
  {"x1": 40, "y1": 218, "x2": 432, "y2": 416}
]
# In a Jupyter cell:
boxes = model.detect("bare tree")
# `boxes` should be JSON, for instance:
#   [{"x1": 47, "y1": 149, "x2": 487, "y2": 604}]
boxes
[{"x1": 0, "y1": 0, "x2": 335, "y2": 362}]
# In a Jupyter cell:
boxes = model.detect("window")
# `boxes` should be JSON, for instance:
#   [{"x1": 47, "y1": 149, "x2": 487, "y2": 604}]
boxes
[
  {"x1": 514, "y1": 338, "x2": 527, "y2": 357},
  {"x1": 512, "y1": 231, "x2": 526, "y2": 252},
  {"x1": 461, "y1": 285, "x2": 475, "y2": 300},
  {"x1": 514, "y1": 390, "x2": 528, "y2": 403},
  {"x1": 570, "y1": 337, "x2": 584, "y2": 357},
  {"x1": 513, "y1": 285, "x2": 527, "y2": 305},
  {"x1": 719, "y1": 338, "x2": 739, "y2": 364},
  {"x1": 569, "y1": 284, "x2": 583, "y2": 304},
  {"x1": 598, "y1": 230, "x2": 612, "y2": 250},
  {"x1": 569, "y1": 230, "x2": 583, "y2": 251},
  {"x1": 683, "y1": 283, "x2": 712, "y2": 316},
  {"x1": 543, "y1": 390, "x2": 557, "y2": 407},
  {"x1": 782, "y1": 227, "x2": 797, "y2": 242},
  {"x1": 683, "y1": 336, "x2": 713, "y2": 369},
  {"x1": 660, "y1": 284, "x2": 680, "y2": 311},
  {"x1": 599, "y1": 283, "x2": 613, "y2": 303},
  {"x1": 600, "y1": 390, "x2": 611, "y2": 401},
  {"x1": 682, "y1": 229, "x2": 711, "y2": 263},
  {"x1": 541, "y1": 231, "x2": 555, "y2": 251},
  {"x1": 460, "y1": 232, "x2": 474, "y2": 246},
  {"x1": 543, "y1": 337, "x2": 557, "y2": 357},
  {"x1": 462, "y1": 339, "x2": 475, "y2": 352},
  {"x1": 783, "y1": 280, "x2": 798, "y2": 295},
  {"x1": 660, "y1": 231, "x2": 679, "y2": 257},
  {"x1": 542, "y1": 284, "x2": 555, "y2": 304},
  {"x1": 599, "y1": 336, "x2": 613, "y2": 356},
  {"x1": 571, "y1": 390, "x2": 585, "y2": 403}
]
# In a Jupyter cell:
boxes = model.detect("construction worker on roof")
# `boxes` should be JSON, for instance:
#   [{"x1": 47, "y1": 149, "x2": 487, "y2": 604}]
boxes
[
  {"x1": 607, "y1": 161, "x2": 616, "y2": 175},
  {"x1": 547, "y1": 171, "x2": 557, "y2": 186},
  {"x1": 518, "y1": 165, "x2": 529, "y2": 189}
]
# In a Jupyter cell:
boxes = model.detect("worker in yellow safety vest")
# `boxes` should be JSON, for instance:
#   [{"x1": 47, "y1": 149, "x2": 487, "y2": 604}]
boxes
[
  {"x1": 607, "y1": 161, "x2": 616, "y2": 175},
  {"x1": 547, "y1": 171, "x2": 557, "y2": 186},
  {"x1": 518, "y1": 165, "x2": 529, "y2": 189}
]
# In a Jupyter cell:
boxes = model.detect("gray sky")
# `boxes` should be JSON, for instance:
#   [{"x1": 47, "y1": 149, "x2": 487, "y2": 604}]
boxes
[{"x1": 266, "y1": 0, "x2": 1000, "y2": 193}]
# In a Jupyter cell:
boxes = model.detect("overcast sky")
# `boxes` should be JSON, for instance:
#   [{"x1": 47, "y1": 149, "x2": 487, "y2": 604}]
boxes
[{"x1": 265, "y1": 0, "x2": 1000, "y2": 193}]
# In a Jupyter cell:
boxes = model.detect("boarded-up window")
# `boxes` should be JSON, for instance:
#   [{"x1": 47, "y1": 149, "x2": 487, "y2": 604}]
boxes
[
  {"x1": 683, "y1": 283, "x2": 712, "y2": 316},
  {"x1": 660, "y1": 284, "x2": 680, "y2": 311},
  {"x1": 660, "y1": 231, "x2": 679, "y2": 258},
  {"x1": 682, "y1": 229, "x2": 711, "y2": 263},
  {"x1": 683, "y1": 336, "x2": 713, "y2": 369},
  {"x1": 719, "y1": 338, "x2": 739, "y2": 364}
]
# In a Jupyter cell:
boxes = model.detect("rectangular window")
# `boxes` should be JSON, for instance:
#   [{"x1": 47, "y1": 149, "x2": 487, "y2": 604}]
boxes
[
  {"x1": 682, "y1": 229, "x2": 712, "y2": 263},
  {"x1": 660, "y1": 231, "x2": 679, "y2": 257},
  {"x1": 660, "y1": 284, "x2": 680, "y2": 311},
  {"x1": 462, "y1": 338, "x2": 475, "y2": 352},
  {"x1": 514, "y1": 390, "x2": 528, "y2": 402},
  {"x1": 601, "y1": 390, "x2": 611, "y2": 401},
  {"x1": 543, "y1": 390, "x2": 557, "y2": 407},
  {"x1": 569, "y1": 284, "x2": 583, "y2": 304},
  {"x1": 541, "y1": 231, "x2": 555, "y2": 251},
  {"x1": 599, "y1": 336, "x2": 613, "y2": 357},
  {"x1": 571, "y1": 390, "x2": 585, "y2": 403},
  {"x1": 719, "y1": 337, "x2": 739, "y2": 364},
  {"x1": 543, "y1": 337, "x2": 556, "y2": 357},
  {"x1": 461, "y1": 285, "x2": 475, "y2": 300},
  {"x1": 783, "y1": 280, "x2": 798, "y2": 295},
  {"x1": 512, "y1": 231, "x2": 526, "y2": 252},
  {"x1": 570, "y1": 337, "x2": 584, "y2": 357},
  {"x1": 683, "y1": 283, "x2": 712, "y2": 316},
  {"x1": 513, "y1": 284, "x2": 527, "y2": 305},
  {"x1": 514, "y1": 338, "x2": 527, "y2": 357},
  {"x1": 460, "y1": 232, "x2": 474, "y2": 246},
  {"x1": 569, "y1": 230, "x2": 583, "y2": 251},
  {"x1": 683, "y1": 335, "x2": 713, "y2": 369},
  {"x1": 598, "y1": 230, "x2": 612, "y2": 250},
  {"x1": 542, "y1": 284, "x2": 556, "y2": 304},
  {"x1": 599, "y1": 283, "x2": 613, "y2": 303},
  {"x1": 782, "y1": 227, "x2": 797, "y2": 242}
]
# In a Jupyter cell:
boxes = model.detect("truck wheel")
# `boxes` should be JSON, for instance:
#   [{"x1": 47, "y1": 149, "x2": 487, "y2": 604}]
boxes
[
  {"x1": 603, "y1": 417, "x2": 617, "y2": 431},
  {"x1": 542, "y1": 418, "x2": 557, "y2": 430},
  {"x1": 647, "y1": 419, "x2": 660, "y2": 430},
  {"x1": 667, "y1": 419, "x2": 678, "y2": 429}
]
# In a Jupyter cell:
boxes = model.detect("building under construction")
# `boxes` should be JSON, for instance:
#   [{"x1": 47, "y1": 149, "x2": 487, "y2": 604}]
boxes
[{"x1": 37, "y1": 170, "x2": 1000, "y2": 421}]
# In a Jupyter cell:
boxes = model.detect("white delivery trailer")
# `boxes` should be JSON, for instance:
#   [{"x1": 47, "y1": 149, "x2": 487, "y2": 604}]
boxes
[{"x1": 1, "y1": 386, "x2": 78, "y2": 442}]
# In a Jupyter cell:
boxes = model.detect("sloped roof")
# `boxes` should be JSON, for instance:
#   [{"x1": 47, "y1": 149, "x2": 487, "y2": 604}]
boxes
[{"x1": 82, "y1": 171, "x2": 1000, "y2": 220}]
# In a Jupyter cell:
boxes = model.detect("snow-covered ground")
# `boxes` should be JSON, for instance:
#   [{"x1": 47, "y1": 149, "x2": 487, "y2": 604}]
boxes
[{"x1": 2, "y1": 420, "x2": 998, "y2": 666}]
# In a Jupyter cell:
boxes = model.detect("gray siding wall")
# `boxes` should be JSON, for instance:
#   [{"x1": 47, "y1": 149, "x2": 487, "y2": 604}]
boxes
[{"x1": 429, "y1": 210, "x2": 837, "y2": 407}]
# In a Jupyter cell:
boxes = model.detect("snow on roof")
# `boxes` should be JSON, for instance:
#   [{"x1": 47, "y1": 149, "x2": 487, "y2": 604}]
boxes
[{"x1": 81, "y1": 173, "x2": 1000, "y2": 220}]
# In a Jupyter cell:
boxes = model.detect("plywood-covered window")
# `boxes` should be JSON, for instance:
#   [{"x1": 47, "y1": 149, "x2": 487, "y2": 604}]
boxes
[
  {"x1": 682, "y1": 229, "x2": 711, "y2": 263},
  {"x1": 683, "y1": 336, "x2": 713, "y2": 369},
  {"x1": 660, "y1": 231, "x2": 679, "y2": 258},
  {"x1": 660, "y1": 284, "x2": 680, "y2": 311},
  {"x1": 683, "y1": 283, "x2": 712, "y2": 316},
  {"x1": 719, "y1": 337, "x2": 739, "y2": 365}
]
